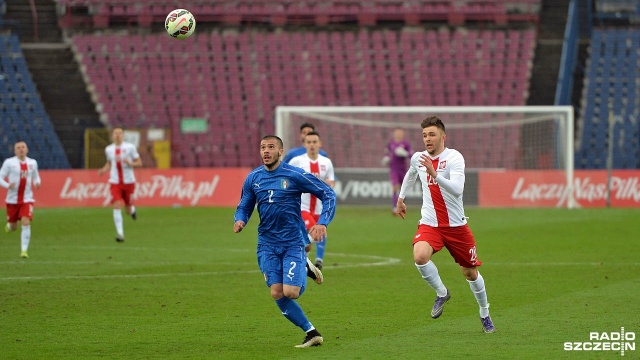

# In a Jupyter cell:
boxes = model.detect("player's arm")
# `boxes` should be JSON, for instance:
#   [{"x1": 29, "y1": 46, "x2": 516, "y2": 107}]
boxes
[
  {"x1": 0, "y1": 161, "x2": 12, "y2": 189},
  {"x1": 124, "y1": 146, "x2": 143, "y2": 167},
  {"x1": 325, "y1": 159, "x2": 336, "y2": 188},
  {"x1": 233, "y1": 176, "x2": 257, "y2": 233},
  {"x1": 298, "y1": 171, "x2": 336, "y2": 241},
  {"x1": 98, "y1": 161, "x2": 110, "y2": 176},
  {"x1": 98, "y1": 149, "x2": 111, "y2": 176},
  {"x1": 404, "y1": 143, "x2": 412, "y2": 156},
  {"x1": 125, "y1": 156, "x2": 142, "y2": 168},
  {"x1": 424, "y1": 153, "x2": 465, "y2": 197},
  {"x1": 32, "y1": 161, "x2": 41, "y2": 189},
  {"x1": 304, "y1": 175, "x2": 336, "y2": 226},
  {"x1": 381, "y1": 143, "x2": 391, "y2": 166},
  {"x1": 396, "y1": 153, "x2": 420, "y2": 219}
]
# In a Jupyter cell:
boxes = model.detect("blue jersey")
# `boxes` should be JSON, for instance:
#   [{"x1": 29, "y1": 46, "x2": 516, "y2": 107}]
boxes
[
  {"x1": 234, "y1": 162, "x2": 336, "y2": 246},
  {"x1": 283, "y1": 147, "x2": 328, "y2": 164}
]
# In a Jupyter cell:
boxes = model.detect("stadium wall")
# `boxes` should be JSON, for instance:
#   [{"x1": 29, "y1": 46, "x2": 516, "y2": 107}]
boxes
[{"x1": 34, "y1": 169, "x2": 640, "y2": 208}]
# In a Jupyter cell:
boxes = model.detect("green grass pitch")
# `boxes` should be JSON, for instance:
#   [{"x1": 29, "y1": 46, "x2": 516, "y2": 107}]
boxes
[{"x1": 1, "y1": 206, "x2": 638, "y2": 359}]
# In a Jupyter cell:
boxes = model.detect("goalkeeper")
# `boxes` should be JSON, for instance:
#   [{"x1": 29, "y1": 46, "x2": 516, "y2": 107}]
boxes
[{"x1": 382, "y1": 128, "x2": 412, "y2": 214}]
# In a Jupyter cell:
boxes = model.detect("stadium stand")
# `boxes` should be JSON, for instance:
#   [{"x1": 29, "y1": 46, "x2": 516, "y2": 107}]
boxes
[
  {"x1": 55, "y1": 0, "x2": 541, "y2": 28},
  {"x1": 0, "y1": 34, "x2": 71, "y2": 169},
  {"x1": 575, "y1": 28, "x2": 639, "y2": 169},
  {"x1": 72, "y1": 27, "x2": 536, "y2": 168}
]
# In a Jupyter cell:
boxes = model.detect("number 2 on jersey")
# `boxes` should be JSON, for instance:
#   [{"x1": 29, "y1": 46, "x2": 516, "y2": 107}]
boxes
[{"x1": 287, "y1": 261, "x2": 296, "y2": 280}]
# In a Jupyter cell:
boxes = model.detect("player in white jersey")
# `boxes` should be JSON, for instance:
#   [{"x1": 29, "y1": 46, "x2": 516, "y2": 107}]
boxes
[
  {"x1": 0, "y1": 141, "x2": 41, "y2": 258},
  {"x1": 395, "y1": 115, "x2": 495, "y2": 333},
  {"x1": 289, "y1": 131, "x2": 335, "y2": 270},
  {"x1": 98, "y1": 127, "x2": 142, "y2": 242}
]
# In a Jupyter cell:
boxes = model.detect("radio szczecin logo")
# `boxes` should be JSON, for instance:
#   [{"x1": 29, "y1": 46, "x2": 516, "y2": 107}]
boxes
[{"x1": 564, "y1": 328, "x2": 636, "y2": 356}]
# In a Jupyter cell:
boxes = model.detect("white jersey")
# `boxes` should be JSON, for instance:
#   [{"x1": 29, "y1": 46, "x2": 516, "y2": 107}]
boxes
[
  {"x1": 398, "y1": 148, "x2": 467, "y2": 227},
  {"x1": 105, "y1": 142, "x2": 140, "y2": 184},
  {"x1": 0, "y1": 156, "x2": 41, "y2": 204},
  {"x1": 289, "y1": 153, "x2": 335, "y2": 215}
]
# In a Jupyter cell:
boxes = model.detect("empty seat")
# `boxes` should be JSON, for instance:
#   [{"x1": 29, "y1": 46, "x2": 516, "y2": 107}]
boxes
[{"x1": 72, "y1": 27, "x2": 537, "y2": 168}]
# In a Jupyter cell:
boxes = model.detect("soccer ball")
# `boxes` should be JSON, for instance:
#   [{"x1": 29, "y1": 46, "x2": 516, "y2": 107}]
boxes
[{"x1": 165, "y1": 9, "x2": 196, "y2": 40}]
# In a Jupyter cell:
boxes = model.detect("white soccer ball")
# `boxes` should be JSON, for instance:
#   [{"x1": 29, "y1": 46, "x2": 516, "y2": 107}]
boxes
[{"x1": 165, "y1": 9, "x2": 196, "y2": 40}]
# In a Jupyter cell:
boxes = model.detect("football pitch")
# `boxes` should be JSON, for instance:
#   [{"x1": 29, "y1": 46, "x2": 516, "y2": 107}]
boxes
[{"x1": 1, "y1": 206, "x2": 638, "y2": 359}]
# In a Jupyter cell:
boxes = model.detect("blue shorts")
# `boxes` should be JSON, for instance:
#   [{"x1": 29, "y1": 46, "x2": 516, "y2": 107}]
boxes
[{"x1": 257, "y1": 244, "x2": 308, "y2": 291}]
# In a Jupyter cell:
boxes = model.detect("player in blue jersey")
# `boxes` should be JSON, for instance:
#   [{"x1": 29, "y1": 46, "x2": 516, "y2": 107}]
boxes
[
  {"x1": 282, "y1": 123, "x2": 328, "y2": 164},
  {"x1": 234, "y1": 135, "x2": 336, "y2": 348}
]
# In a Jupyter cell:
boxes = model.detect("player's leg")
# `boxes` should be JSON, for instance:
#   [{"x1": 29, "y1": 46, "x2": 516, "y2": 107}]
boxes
[
  {"x1": 390, "y1": 172, "x2": 402, "y2": 213},
  {"x1": 5, "y1": 220, "x2": 18, "y2": 233},
  {"x1": 301, "y1": 211, "x2": 323, "y2": 283},
  {"x1": 260, "y1": 245, "x2": 309, "y2": 327},
  {"x1": 413, "y1": 225, "x2": 450, "y2": 318},
  {"x1": 392, "y1": 184, "x2": 401, "y2": 211},
  {"x1": 389, "y1": 168, "x2": 407, "y2": 215},
  {"x1": 460, "y1": 265, "x2": 493, "y2": 332},
  {"x1": 446, "y1": 226, "x2": 494, "y2": 333},
  {"x1": 281, "y1": 245, "x2": 323, "y2": 348},
  {"x1": 18, "y1": 204, "x2": 33, "y2": 258},
  {"x1": 125, "y1": 205, "x2": 136, "y2": 220},
  {"x1": 123, "y1": 183, "x2": 137, "y2": 220},
  {"x1": 259, "y1": 244, "x2": 322, "y2": 347},
  {"x1": 314, "y1": 239, "x2": 325, "y2": 269},
  {"x1": 111, "y1": 184, "x2": 125, "y2": 242},
  {"x1": 5, "y1": 204, "x2": 19, "y2": 233}
]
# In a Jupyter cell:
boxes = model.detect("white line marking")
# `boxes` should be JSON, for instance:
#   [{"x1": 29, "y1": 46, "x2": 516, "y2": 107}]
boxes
[
  {"x1": 0, "y1": 270, "x2": 260, "y2": 282},
  {"x1": 1, "y1": 255, "x2": 637, "y2": 282},
  {"x1": 0, "y1": 252, "x2": 401, "y2": 282}
]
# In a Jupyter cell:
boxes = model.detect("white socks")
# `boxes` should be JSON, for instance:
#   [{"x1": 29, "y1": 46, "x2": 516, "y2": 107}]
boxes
[
  {"x1": 415, "y1": 261, "x2": 448, "y2": 297},
  {"x1": 418, "y1": 262, "x2": 491, "y2": 318},
  {"x1": 468, "y1": 272, "x2": 490, "y2": 318},
  {"x1": 21, "y1": 225, "x2": 30, "y2": 252},
  {"x1": 113, "y1": 209, "x2": 124, "y2": 238}
]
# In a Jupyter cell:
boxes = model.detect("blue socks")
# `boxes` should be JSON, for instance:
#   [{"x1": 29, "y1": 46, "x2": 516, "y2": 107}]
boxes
[{"x1": 275, "y1": 297, "x2": 312, "y2": 332}]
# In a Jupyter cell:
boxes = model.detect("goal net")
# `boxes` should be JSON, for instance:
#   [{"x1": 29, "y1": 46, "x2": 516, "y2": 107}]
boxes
[{"x1": 276, "y1": 106, "x2": 575, "y2": 208}]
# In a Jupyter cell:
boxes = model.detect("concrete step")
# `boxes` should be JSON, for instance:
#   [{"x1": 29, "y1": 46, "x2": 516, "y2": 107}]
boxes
[{"x1": 22, "y1": 46, "x2": 102, "y2": 168}]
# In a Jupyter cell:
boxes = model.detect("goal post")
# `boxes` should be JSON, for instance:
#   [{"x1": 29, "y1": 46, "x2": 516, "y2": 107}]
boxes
[{"x1": 276, "y1": 106, "x2": 576, "y2": 208}]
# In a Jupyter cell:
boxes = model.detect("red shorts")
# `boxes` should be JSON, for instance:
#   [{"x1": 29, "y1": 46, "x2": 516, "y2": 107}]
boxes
[
  {"x1": 301, "y1": 211, "x2": 319, "y2": 231},
  {"x1": 412, "y1": 224, "x2": 482, "y2": 268},
  {"x1": 6, "y1": 203, "x2": 34, "y2": 223},
  {"x1": 110, "y1": 183, "x2": 136, "y2": 205}
]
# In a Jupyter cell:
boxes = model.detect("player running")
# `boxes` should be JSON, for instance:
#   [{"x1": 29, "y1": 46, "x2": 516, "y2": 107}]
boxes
[
  {"x1": 234, "y1": 135, "x2": 336, "y2": 347},
  {"x1": 396, "y1": 115, "x2": 495, "y2": 333},
  {"x1": 98, "y1": 126, "x2": 142, "y2": 242},
  {"x1": 0, "y1": 141, "x2": 41, "y2": 258}
]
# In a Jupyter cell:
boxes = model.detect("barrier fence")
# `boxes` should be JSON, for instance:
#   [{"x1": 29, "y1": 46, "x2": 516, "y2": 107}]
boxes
[{"x1": 26, "y1": 168, "x2": 640, "y2": 208}]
